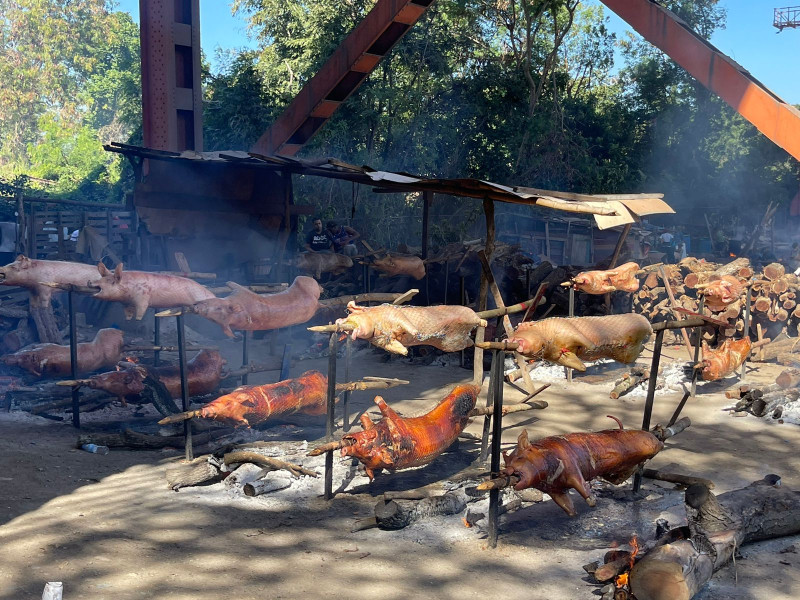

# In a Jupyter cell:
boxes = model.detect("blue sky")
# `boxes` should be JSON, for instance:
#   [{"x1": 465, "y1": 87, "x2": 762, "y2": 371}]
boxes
[{"x1": 116, "y1": 0, "x2": 799, "y2": 104}]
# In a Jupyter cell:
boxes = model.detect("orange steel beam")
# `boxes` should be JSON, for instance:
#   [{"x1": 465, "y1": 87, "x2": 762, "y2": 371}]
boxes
[
  {"x1": 250, "y1": 0, "x2": 435, "y2": 157},
  {"x1": 602, "y1": 0, "x2": 800, "y2": 163}
]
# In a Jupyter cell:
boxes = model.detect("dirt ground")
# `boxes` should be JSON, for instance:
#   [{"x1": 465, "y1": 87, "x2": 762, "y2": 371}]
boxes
[{"x1": 1, "y1": 334, "x2": 799, "y2": 600}]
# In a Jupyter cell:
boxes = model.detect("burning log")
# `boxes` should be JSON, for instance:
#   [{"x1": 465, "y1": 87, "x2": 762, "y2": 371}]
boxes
[
  {"x1": 610, "y1": 367, "x2": 650, "y2": 399},
  {"x1": 322, "y1": 301, "x2": 487, "y2": 355},
  {"x1": 316, "y1": 384, "x2": 479, "y2": 480},
  {"x1": 629, "y1": 476, "x2": 800, "y2": 600},
  {"x1": 477, "y1": 417, "x2": 665, "y2": 516}
]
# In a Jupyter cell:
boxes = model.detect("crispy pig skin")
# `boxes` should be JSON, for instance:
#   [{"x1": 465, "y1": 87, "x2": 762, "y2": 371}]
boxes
[
  {"x1": 698, "y1": 275, "x2": 744, "y2": 311},
  {"x1": 509, "y1": 314, "x2": 652, "y2": 371},
  {"x1": 194, "y1": 370, "x2": 327, "y2": 426},
  {"x1": 150, "y1": 350, "x2": 226, "y2": 397},
  {"x1": 572, "y1": 262, "x2": 641, "y2": 294},
  {"x1": 190, "y1": 277, "x2": 321, "y2": 337},
  {"x1": 501, "y1": 424, "x2": 663, "y2": 516},
  {"x1": 2, "y1": 328, "x2": 124, "y2": 377},
  {"x1": 341, "y1": 384, "x2": 479, "y2": 480},
  {"x1": 372, "y1": 254, "x2": 426, "y2": 280},
  {"x1": 87, "y1": 370, "x2": 145, "y2": 398},
  {"x1": 337, "y1": 301, "x2": 487, "y2": 355},
  {"x1": 0, "y1": 255, "x2": 99, "y2": 308},
  {"x1": 701, "y1": 337, "x2": 751, "y2": 381},
  {"x1": 91, "y1": 263, "x2": 215, "y2": 320}
]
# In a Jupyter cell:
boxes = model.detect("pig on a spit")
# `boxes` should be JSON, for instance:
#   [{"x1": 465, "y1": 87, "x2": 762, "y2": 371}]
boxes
[
  {"x1": 82, "y1": 350, "x2": 226, "y2": 402},
  {"x1": 186, "y1": 277, "x2": 321, "y2": 337},
  {"x1": 700, "y1": 337, "x2": 751, "y2": 381},
  {"x1": 336, "y1": 301, "x2": 487, "y2": 355},
  {"x1": 157, "y1": 370, "x2": 328, "y2": 426},
  {"x1": 338, "y1": 384, "x2": 479, "y2": 480},
  {"x1": 480, "y1": 417, "x2": 663, "y2": 516},
  {"x1": 571, "y1": 262, "x2": 640, "y2": 294},
  {"x1": 2, "y1": 328, "x2": 124, "y2": 377},
  {"x1": 295, "y1": 252, "x2": 353, "y2": 279},
  {"x1": 371, "y1": 254, "x2": 426, "y2": 280},
  {"x1": 0, "y1": 255, "x2": 99, "y2": 308},
  {"x1": 90, "y1": 263, "x2": 216, "y2": 319},
  {"x1": 508, "y1": 314, "x2": 652, "y2": 371},
  {"x1": 695, "y1": 275, "x2": 744, "y2": 312}
]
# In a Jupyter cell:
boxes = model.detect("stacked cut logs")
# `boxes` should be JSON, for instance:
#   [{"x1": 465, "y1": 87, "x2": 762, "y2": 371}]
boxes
[{"x1": 632, "y1": 257, "x2": 800, "y2": 348}]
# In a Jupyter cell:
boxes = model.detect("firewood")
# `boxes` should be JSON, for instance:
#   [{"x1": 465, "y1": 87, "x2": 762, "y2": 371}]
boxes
[
  {"x1": 166, "y1": 456, "x2": 224, "y2": 491},
  {"x1": 764, "y1": 262, "x2": 786, "y2": 280},
  {"x1": 783, "y1": 299, "x2": 797, "y2": 311},
  {"x1": 641, "y1": 468, "x2": 714, "y2": 489},
  {"x1": 644, "y1": 272, "x2": 659, "y2": 288},
  {"x1": 223, "y1": 451, "x2": 317, "y2": 478},
  {"x1": 771, "y1": 278, "x2": 789, "y2": 294},
  {"x1": 464, "y1": 498, "x2": 523, "y2": 527},
  {"x1": 373, "y1": 490, "x2": 468, "y2": 530},
  {"x1": 610, "y1": 368, "x2": 650, "y2": 399},
  {"x1": 777, "y1": 352, "x2": 800, "y2": 367},
  {"x1": 776, "y1": 307, "x2": 789, "y2": 322},
  {"x1": 776, "y1": 368, "x2": 800, "y2": 389},
  {"x1": 594, "y1": 552, "x2": 632, "y2": 582},
  {"x1": 243, "y1": 474, "x2": 292, "y2": 496},
  {"x1": 630, "y1": 476, "x2": 800, "y2": 600},
  {"x1": 78, "y1": 426, "x2": 233, "y2": 450}
]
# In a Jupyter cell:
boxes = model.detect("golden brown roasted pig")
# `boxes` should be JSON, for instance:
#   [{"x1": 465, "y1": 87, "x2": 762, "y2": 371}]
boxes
[
  {"x1": 571, "y1": 262, "x2": 640, "y2": 294},
  {"x1": 700, "y1": 337, "x2": 751, "y2": 381},
  {"x1": 371, "y1": 254, "x2": 426, "y2": 280}
]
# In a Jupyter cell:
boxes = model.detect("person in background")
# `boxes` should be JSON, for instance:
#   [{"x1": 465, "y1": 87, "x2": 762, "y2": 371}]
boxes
[
  {"x1": 658, "y1": 229, "x2": 674, "y2": 262},
  {"x1": 326, "y1": 220, "x2": 360, "y2": 257},
  {"x1": 304, "y1": 217, "x2": 332, "y2": 252}
]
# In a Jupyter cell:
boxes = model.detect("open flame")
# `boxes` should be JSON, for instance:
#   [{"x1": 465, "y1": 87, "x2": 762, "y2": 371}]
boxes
[
  {"x1": 614, "y1": 535, "x2": 640, "y2": 589},
  {"x1": 125, "y1": 356, "x2": 139, "y2": 363},
  {"x1": 730, "y1": 252, "x2": 736, "y2": 257}
]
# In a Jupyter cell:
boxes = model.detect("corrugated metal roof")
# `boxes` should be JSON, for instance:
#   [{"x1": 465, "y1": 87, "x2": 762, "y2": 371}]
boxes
[{"x1": 105, "y1": 142, "x2": 673, "y2": 229}]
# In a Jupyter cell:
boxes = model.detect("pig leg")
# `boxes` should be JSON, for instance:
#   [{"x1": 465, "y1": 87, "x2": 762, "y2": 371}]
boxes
[
  {"x1": 134, "y1": 299, "x2": 150, "y2": 320},
  {"x1": 359, "y1": 414, "x2": 375, "y2": 430},
  {"x1": 557, "y1": 350, "x2": 587, "y2": 372},
  {"x1": 383, "y1": 339, "x2": 409, "y2": 355},
  {"x1": 549, "y1": 491, "x2": 577, "y2": 517},
  {"x1": 567, "y1": 472, "x2": 597, "y2": 507}
]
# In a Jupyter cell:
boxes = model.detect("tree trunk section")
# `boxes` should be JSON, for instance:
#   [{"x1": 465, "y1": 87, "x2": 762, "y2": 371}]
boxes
[{"x1": 374, "y1": 490, "x2": 467, "y2": 530}]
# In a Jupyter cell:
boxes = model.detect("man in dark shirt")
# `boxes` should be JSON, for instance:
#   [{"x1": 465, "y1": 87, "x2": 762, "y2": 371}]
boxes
[
  {"x1": 304, "y1": 217, "x2": 332, "y2": 252},
  {"x1": 326, "y1": 220, "x2": 360, "y2": 256}
]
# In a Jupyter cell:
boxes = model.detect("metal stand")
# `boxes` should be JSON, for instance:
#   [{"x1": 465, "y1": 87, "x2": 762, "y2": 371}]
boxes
[
  {"x1": 460, "y1": 276, "x2": 466, "y2": 368},
  {"x1": 632, "y1": 328, "x2": 665, "y2": 493},
  {"x1": 68, "y1": 291, "x2": 80, "y2": 429},
  {"x1": 479, "y1": 349, "x2": 497, "y2": 463},
  {"x1": 241, "y1": 330, "x2": 249, "y2": 386},
  {"x1": 176, "y1": 313, "x2": 193, "y2": 460},
  {"x1": 487, "y1": 349, "x2": 504, "y2": 549},
  {"x1": 566, "y1": 287, "x2": 575, "y2": 383},
  {"x1": 280, "y1": 343, "x2": 292, "y2": 381},
  {"x1": 343, "y1": 335, "x2": 352, "y2": 431},
  {"x1": 668, "y1": 298, "x2": 706, "y2": 427},
  {"x1": 153, "y1": 314, "x2": 161, "y2": 367},
  {"x1": 740, "y1": 287, "x2": 752, "y2": 380},
  {"x1": 324, "y1": 333, "x2": 338, "y2": 500}
]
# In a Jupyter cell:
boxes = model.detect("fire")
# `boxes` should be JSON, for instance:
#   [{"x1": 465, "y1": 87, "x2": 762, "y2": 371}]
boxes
[
  {"x1": 614, "y1": 535, "x2": 640, "y2": 589},
  {"x1": 730, "y1": 253, "x2": 736, "y2": 257},
  {"x1": 125, "y1": 356, "x2": 139, "y2": 363}
]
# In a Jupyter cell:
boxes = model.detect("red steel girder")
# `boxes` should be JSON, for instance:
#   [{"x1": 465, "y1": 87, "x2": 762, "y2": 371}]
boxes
[
  {"x1": 250, "y1": 0, "x2": 435, "y2": 157},
  {"x1": 602, "y1": 0, "x2": 800, "y2": 163}
]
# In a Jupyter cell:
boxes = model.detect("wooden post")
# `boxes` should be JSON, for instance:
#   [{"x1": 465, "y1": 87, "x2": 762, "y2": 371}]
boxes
[
  {"x1": 488, "y1": 349, "x2": 504, "y2": 549},
  {"x1": 740, "y1": 286, "x2": 752, "y2": 380},
  {"x1": 567, "y1": 287, "x2": 575, "y2": 383},
  {"x1": 324, "y1": 333, "x2": 338, "y2": 500},
  {"x1": 241, "y1": 330, "x2": 249, "y2": 386},
  {"x1": 176, "y1": 313, "x2": 192, "y2": 460},
  {"x1": 343, "y1": 335, "x2": 352, "y2": 432},
  {"x1": 68, "y1": 291, "x2": 80, "y2": 429},
  {"x1": 479, "y1": 347, "x2": 497, "y2": 463},
  {"x1": 421, "y1": 191, "x2": 432, "y2": 260},
  {"x1": 608, "y1": 223, "x2": 632, "y2": 269},
  {"x1": 633, "y1": 328, "x2": 665, "y2": 493}
]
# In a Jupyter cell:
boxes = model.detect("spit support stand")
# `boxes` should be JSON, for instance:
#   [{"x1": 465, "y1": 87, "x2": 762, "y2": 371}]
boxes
[
  {"x1": 153, "y1": 312, "x2": 161, "y2": 367},
  {"x1": 68, "y1": 290, "x2": 80, "y2": 429},
  {"x1": 324, "y1": 332, "x2": 338, "y2": 500},
  {"x1": 740, "y1": 286, "x2": 752, "y2": 380},
  {"x1": 176, "y1": 313, "x2": 193, "y2": 460},
  {"x1": 566, "y1": 286, "x2": 575, "y2": 383},
  {"x1": 241, "y1": 330, "x2": 249, "y2": 386},
  {"x1": 487, "y1": 348, "x2": 505, "y2": 549},
  {"x1": 632, "y1": 327, "x2": 665, "y2": 493}
]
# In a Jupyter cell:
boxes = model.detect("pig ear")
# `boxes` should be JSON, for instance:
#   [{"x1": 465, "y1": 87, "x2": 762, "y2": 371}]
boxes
[
  {"x1": 16, "y1": 255, "x2": 30, "y2": 267},
  {"x1": 98, "y1": 262, "x2": 111, "y2": 277},
  {"x1": 114, "y1": 263, "x2": 123, "y2": 282},
  {"x1": 229, "y1": 305, "x2": 243, "y2": 313}
]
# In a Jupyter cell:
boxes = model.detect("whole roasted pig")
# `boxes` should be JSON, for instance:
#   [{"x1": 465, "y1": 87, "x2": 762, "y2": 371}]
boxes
[
  {"x1": 1, "y1": 328, "x2": 124, "y2": 377},
  {"x1": 158, "y1": 370, "x2": 328, "y2": 426},
  {"x1": 372, "y1": 254, "x2": 426, "y2": 280},
  {"x1": 186, "y1": 277, "x2": 321, "y2": 337},
  {"x1": 700, "y1": 337, "x2": 751, "y2": 381},
  {"x1": 295, "y1": 252, "x2": 353, "y2": 279},
  {"x1": 85, "y1": 369, "x2": 145, "y2": 401},
  {"x1": 339, "y1": 384, "x2": 479, "y2": 480},
  {"x1": 0, "y1": 255, "x2": 99, "y2": 308},
  {"x1": 484, "y1": 418, "x2": 663, "y2": 516},
  {"x1": 337, "y1": 301, "x2": 487, "y2": 355},
  {"x1": 696, "y1": 275, "x2": 744, "y2": 312},
  {"x1": 149, "y1": 349, "x2": 226, "y2": 397},
  {"x1": 571, "y1": 262, "x2": 640, "y2": 294},
  {"x1": 508, "y1": 314, "x2": 652, "y2": 371},
  {"x1": 91, "y1": 263, "x2": 216, "y2": 319}
]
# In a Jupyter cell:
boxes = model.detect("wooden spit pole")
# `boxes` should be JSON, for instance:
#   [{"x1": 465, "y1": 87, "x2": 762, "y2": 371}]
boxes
[{"x1": 324, "y1": 333, "x2": 338, "y2": 500}]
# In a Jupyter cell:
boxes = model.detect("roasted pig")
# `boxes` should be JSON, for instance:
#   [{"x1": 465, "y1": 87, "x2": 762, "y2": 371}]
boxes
[
  {"x1": 158, "y1": 370, "x2": 328, "y2": 426},
  {"x1": 571, "y1": 262, "x2": 640, "y2": 294},
  {"x1": 695, "y1": 275, "x2": 744, "y2": 311},
  {"x1": 484, "y1": 418, "x2": 663, "y2": 516},
  {"x1": 700, "y1": 337, "x2": 751, "y2": 381},
  {"x1": 187, "y1": 277, "x2": 321, "y2": 337},
  {"x1": 0, "y1": 255, "x2": 100, "y2": 308},
  {"x1": 91, "y1": 263, "x2": 215, "y2": 320},
  {"x1": 508, "y1": 314, "x2": 652, "y2": 371},
  {"x1": 295, "y1": 252, "x2": 353, "y2": 279},
  {"x1": 2, "y1": 328, "x2": 124, "y2": 377},
  {"x1": 339, "y1": 384, "x2": 479, "y2": 480},
  {"x1": 372, "y1": 254, "x2": 426, "y2": 280},
  {"x1": 337, "y1": 301, "x2": 487, "y2": 355}
]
